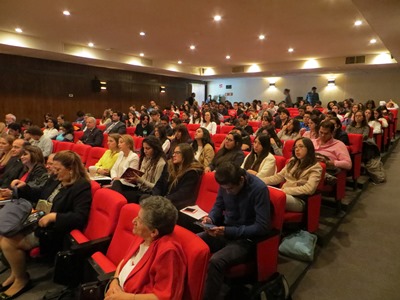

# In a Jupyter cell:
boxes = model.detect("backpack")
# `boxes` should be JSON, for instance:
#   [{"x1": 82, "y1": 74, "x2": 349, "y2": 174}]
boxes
[
  {"x1": 250, "y1": 272, "x2": 292, "y2": 300},
  {"x1": 365, "y1": 156, "x2": 386, "y2": 184},
  {"x1": 0, "y1": 198, "x2": 33, "y2": 237}
]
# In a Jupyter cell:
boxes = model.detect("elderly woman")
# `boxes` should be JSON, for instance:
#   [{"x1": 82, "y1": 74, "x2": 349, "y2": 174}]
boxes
[
  {"x1": 104, "y1": 196, "x2": 186, "y2": 300},
  {"x1": 0, "y1": 150, "x2": 92, "y2": 299}
]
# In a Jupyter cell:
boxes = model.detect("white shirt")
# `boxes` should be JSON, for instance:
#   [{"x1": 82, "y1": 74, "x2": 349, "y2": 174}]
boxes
[
  {"x1": 119, "y1": 243, "x2": 149, "y2": 288},
  {"x1": 200, "y1": 121, "x2": 217, "y2": 134}
]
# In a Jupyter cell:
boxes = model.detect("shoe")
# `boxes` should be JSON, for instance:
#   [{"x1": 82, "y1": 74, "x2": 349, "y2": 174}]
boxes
[
  {"x1": 0, "y1": 280, "x2": 33, "y2": 299},
  {"x1": 0, "y1": 285, "x2": 11, "y2": 293}
]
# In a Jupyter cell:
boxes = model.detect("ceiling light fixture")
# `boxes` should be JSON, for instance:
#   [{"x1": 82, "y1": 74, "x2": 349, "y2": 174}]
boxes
[
  {"x1": 354, "y1": 20, "x2": 362, "y2": 26},
  {"x1": 226, "y1": 55, "x2": 231, "y2": 60},
  {"x1": 214, "y1": 15, "x2": 222, "y2": 21},
  {"x1": 63, "y1": 10, "x2": 71, "y2": 16},
  {"x1": 140, "y1": 53, "x2": 144, "y2": 57},
  {"x1": 139, "y1": 32, "x2": 145, "y2": 36},
  {"x1": 328, "y1": 79, "x2": 336, "y2": 86},
  {"x1": 190, "y1": 45, "x2": 196, "y2": 50},
  {"x1": 15, "y1": 28, "x2": 22, "y2": 33},
  {"x1": 259, "y1": 35, "x2": 265, "y2": 40},
  {"x1": 88, "y1": 42, "x2": 94, "y2": 47},
  {"x1": 288, "y1": 48, "x2": 294, "y2": 53},
  {"x1": 178, "y1": 60, "x2": 182, "y2": 64},
  {"x1": 370, "y1": 38, "x2": 377, "y2": 44}
]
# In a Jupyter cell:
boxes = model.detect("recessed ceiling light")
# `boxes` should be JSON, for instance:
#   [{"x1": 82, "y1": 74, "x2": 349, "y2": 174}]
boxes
[
  {"x1": 190, "y1": 45, "x2": 196, "y2": 50},
  {"x1": 288, "y1": 48, "x2": 294, "y2": 52},
  {"x1": 178, "y1": 60, "x2": 182, "y2": 64},
  {"x1": 226, "y1": 55, "x2": 231, "y2": 60},
  {"x1": 63, "y1": 10, "x2": 71, "y2": 16},
  {"x1": 140, "y1": 53, "x2": 144, "y2": 57},
  {"x1": 88, "y1": 42, "x2": 94, "y2": 47},
  {"x1": 214, "y1": 15, "x2": 222, "y2": 22},
  {"x1": 15, "y1": 28, "x2": 22, "y2": 33},
  {"x1": 259, "y1": 35, "x2": 265, "y2": 40},
  {"x1": 370, "y1": 39, "x2": 377, "y2": 44},
  {"x1": 354, "y1": 20, "x2": 362, "y2": 26},
  {"x1": 139, "y1": 32, "x2": 145, "y2": 36}
]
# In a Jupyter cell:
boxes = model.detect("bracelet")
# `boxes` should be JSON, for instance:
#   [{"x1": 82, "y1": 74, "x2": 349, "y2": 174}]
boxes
[{"x1": 110, "y1": 276, "x2": 120, "y2": 283}]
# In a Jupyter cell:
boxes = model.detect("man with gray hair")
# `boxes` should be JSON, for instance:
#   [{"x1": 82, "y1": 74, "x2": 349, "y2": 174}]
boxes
[
  {"x1": 5, "y1": 114, "x2": 16, "y2": 126},
  {"x1": 77, "y1": 117, "x2": 103, "y2": 147}
]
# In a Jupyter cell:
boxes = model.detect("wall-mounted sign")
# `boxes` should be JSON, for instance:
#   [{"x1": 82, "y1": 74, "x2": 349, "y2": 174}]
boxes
[
  {"x1": 226, "y1": 85, "x2": 232, "y2": 89},
  {"x1": 225, "y1": 92, "x2": 233, "y2": 96}
]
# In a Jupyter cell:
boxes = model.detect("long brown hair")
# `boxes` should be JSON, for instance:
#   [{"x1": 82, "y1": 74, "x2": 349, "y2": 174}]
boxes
[
  {"x1": 54, "y1": 150, "x2": 90, "y2": 185},
  {"x1": 286, "y1": 137, "x2": 317, "y2": 179}
]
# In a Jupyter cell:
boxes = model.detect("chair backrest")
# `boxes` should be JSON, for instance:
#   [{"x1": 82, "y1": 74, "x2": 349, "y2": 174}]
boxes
[
  {"x1": 196, "y1": 172, "x2": 219, "y2": 213},
  {"x1": 106, "y1": 203, "x2": 141, "y2": 265},
  {"x1": 274, "y1": 155, "x2": 287, "y2": 172},
  {"x1": 248, "y1": 121, "x2": 261, "y2": 128},
  {"x1": 282, "y1": 139, "x2": 295, "y2": 159},
  {"x1": 72, "y1": 143, "x2": 92, "y2": 164},
  {"x1": 347, "y1": 133, "x2": 363, "y2": 154},
  {"x1": 171, "y1": 226, "x2": 210, "y2": 300},
  {"x1": 90, "y1": 180, "x2": 101, "y2": 196},
  {"x1": 267, "y1": 186, "x2": 286, "y2": 231},
  {"x1": 83, "y1": 189, "x2": 127, "y2": 240},
  {"x1": 102, "y1": 133, "x2": 109, "y2": 148},
  {"x1": 134, "y1": 136, "x2": 144, "y2": 152},
  {"x1": 86, "y1": 147, "x2": 107, "y2": 167},
  {"x1": 219, "y1": 125, "x2": 234, "y2": 134},
  {"x1": 74, "y1": 131, "x2": 84, "y2": 143},
  {"x1": 187, "y1": 124, "x2": 200, "y2": 132},
  {"x1": 211, "y1": 134, "x2": 226, "y2": 148},
  {"x1": 56, "y1": 142, "x2": 74, "y2": 152},
  {"x1": 97, "y1": 125, "x2": 106, "y2": 131},
  {"x1": 52, "y1": 140, "x2": 59, "y2": 153},
  {"x1": 126, "y1": 127, "x2": 136, "y2": 135}
]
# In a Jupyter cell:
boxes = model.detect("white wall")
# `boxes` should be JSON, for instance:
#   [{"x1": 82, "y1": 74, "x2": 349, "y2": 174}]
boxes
[{"x1": 207, "y1": 68, "x2": 400, "y2": 106}]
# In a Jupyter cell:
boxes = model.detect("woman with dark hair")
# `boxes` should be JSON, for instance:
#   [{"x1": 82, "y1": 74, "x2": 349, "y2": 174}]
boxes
[
  {"x1": 189, "y1": 110, "x2": 202, "y2": 124},
  {"x1": 241, "y1": 134, "x2": 276, "y2": 180},
  {"x1": 258, "y1": 125, "x2": 283, "y2": 156},
  {"x1": 329, "y1": 117, "x2": 349, "y2": 145},
  {"x1": 181, "y1": 111, "x2": 190, "y2": 124},
  {"x1": 303, "y1": 115, "x2": 321, "y2": 139},
  {"x1": 55, "y1": 121, "x2": 74, "y2": 142},
  {"x1": 230, "y1": 127, "x2": 252, "y2": 151},
  {"x1": 365, "y1": 109, "x2": 382, "y2": 134},
  {"x1": 327, "y1": 101, "x2": 337, "y2": 111},
  {"x1": 365, "y1": 100, "x2": 376, "y2": 110},
  {"x1": 375, "y1": 106, "x2": 389, "y2": 128},
  {"x1": 346, "y1": 110, "x2": 370, "y2": 140},
  {"x1": 277, "y1": 118, "x2": 301, "y2": 141},
  {"x1": 0, "y1": 145, "x2": 48, "y2": 199},
  {"x1": 43, "y1": 117, "x2": 59, "y2": 140},
  {"x1": 126, "y1": 111, "x2": 140, "y2": 127},
  {"x1": 192, "y1": 127, "x2": 215, "y2": 168},
  {"x1": 152, "y1": 143, "x2": 204, "y2": 209},
  {"x1": 154, "y1": 124, "x2": 170, "y2": 154},
  {"x1": 274, "y1": 108, "x2": 290, "y2": 129},
  {"x1": 205, "y1": 131, "x2": 245, "y2": 172},
  {"x1": 264, "y1": 137, "x2": 322, "y2": 212},
  {"x1": 343, "y1": 103, "x2": 360, "y2": 126},
  {"x1": 100, "y1": 109, "x2": 112, "y2": 126},
  {"x1": 0, "y1": 150, "x2": 91, "y2": 298},
  {"x1": 200, "y1": 111, "x2": 217, "y2": 134},
  {"x1": 168, "y1": 124, "x2": 192, "y2": 159}
]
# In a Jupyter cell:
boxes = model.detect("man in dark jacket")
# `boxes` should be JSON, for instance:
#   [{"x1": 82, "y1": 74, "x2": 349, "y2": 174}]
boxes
[
  {"x1": 77, "y1": 117, "x2": 103, "y2": 147},
  {"x1": 0, "y1": 139, "x2": 26, "y2": 188}
]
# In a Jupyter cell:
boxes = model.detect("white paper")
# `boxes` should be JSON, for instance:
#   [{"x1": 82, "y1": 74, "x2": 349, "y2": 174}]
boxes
[{"x1": 180, "y1": 205, "x2": 208, "y2": 220}]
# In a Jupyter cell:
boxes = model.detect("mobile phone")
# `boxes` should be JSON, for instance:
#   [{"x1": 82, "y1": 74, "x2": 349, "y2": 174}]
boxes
[
  {"x1": 194, "y1": 221, "x2": 216, "y2": 230},
  {"x1": 183, "y1": 207, "x2": 197, "y2": 213}
]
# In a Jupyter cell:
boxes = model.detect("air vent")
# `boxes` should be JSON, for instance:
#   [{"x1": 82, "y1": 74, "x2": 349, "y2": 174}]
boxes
[
  {"x1": 232, "y1": 66, "x2": 245, "y2": 73},
  {"x1": 345, "y1": 56, "x2": 365, "y2": 64}
]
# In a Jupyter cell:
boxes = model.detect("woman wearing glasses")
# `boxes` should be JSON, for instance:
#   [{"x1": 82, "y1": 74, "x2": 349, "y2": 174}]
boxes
[
  {"x1": 204, "y1": 132, "x2": 245, "y2": 173},
  {"x1": 263, "y1": 137, "x2": 322, "y2": 212}
]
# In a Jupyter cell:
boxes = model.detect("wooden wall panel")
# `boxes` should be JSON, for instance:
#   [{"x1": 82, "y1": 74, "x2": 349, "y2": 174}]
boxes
[{"x1": 0, "y1": 54, "x2": 204, "y2": 126}]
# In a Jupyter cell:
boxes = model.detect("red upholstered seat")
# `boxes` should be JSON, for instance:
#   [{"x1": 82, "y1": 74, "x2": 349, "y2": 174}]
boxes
[
  {"x1": 56, "y1": 142, "x2": 74, "y2": 152},
  {"x1": 219, "y1": 125, "x2": 234, "y2": 134},
  {"x1": 187, "y1": 124, "x2": 200, "y2": 132},
  {"x1": 72, "y1": 143, "x2": 92, "y2": 164},
  {"x1": 126, "y1": 127, "x2": 136, "y2": 135},
  {"x1": 226, "y1": 186, "x2": 286, "y2": 281},
  {"x1": 282, "y1": 139, "x2": 295, "y2": 159},
  {"x1": 90, "y1": 180, "x2": 101, "y2": 196},
  {"x1": 51, "y1": 140, "x2": 59, "y2": 153},
  {"x1": 347, "y1": 133, "x2": 363, "y2": 186},
  {"x1": 196, "y1": 172, "x2": 219, "y2": 213},
  {"x1": 274, "y1": 155, "x2": 287, "y2": 172},
  {"x1": 134, "y1": 136, "x2": 144, "y2": 152},
  {"x1": 211, "y1": 134, "x2": 226, "y2": 148},
  {"x1": 74, "y1": 131, "x2": 84, "y2": 143},
  {"x1": 85, "y1": 147, "x2": 107, "y2": 168},
  {"x1": 248, "y1": 121, "x2": 261, "y2": 128},
  {"x1": 283, "y1": 162, "x2": 326, "y2": 232},
  {"x1": 97, "y1": 125, "x2": 106, "y2": 131}
]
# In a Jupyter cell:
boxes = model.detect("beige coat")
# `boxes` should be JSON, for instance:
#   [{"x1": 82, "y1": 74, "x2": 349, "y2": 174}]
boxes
[
  {"x1": 264, "y1": 160, "x2": 322, "y2": 196},
  {"x1": 196, "y1": 143, "x2": 215, "y2": 168}
]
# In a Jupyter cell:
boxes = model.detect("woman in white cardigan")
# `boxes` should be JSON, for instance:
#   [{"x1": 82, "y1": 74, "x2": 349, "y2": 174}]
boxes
[
  {"x1": 110, "y1": 134, "x2": 139, "y2": 194},
  {"x1": 241, "y1": 133, "x2": 276, "y2": 180},
  {"x1": 200, "y1": 111, "x2": 217, "y2": 135}
]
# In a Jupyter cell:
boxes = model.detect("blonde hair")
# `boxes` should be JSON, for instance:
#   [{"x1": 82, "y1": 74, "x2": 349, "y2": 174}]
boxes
[{"x1": 120, "y1": 134, "x2": 134, "y2": 151}]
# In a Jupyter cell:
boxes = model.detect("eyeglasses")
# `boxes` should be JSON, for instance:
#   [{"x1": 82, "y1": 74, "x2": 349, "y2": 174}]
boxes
[{"x1": 172, "y1": 151, "x2": 182, "y2": 155}]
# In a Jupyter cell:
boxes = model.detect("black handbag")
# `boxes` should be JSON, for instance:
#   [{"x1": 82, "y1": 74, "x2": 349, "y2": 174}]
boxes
[
  {"x1": 79, "y1": 280, "x2": 108, "y2": 300},
  {"x1": 250, "y1": 272, "x2": 292, "y2": 300},
  {"x1": 53, "y1": 250, "x2": 80, "y2": 286}
]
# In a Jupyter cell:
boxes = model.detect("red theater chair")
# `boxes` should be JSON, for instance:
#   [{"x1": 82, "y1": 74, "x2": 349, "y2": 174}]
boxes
[
  {"x1": 283, "y1": 162, "x2": 326, "y2": 233},
  {"x1": 226, "y1": 186, "x2": 286, "y2": 282},
  {"x1": 195, "y1": 172, "x2": 219, "y2": 213},
  {"x1": 74, "y1": 131, "x2": 84, "y2": 143},
  {"x1": 126, "y1": 127, "x2": 136, "y2": 135},
  {"x1": 187, "y1": 124, "x2": 200, "y2": 132},
  {"x1": 102, "y1": 133, "x2": 109, "y2": 148},
  {"x1": 85, "y1": 147, "x2": 107, "y2": 168},
  {"x1": 211, "y1": 134, "x2": 227, "y2": 148},
  {"x1": 282, "y1": 139, "x2": 295, "y2": 160},
  {"x1": 274, "y1": 155, "x2": 287, "y2": 173},
  {"x1": 347, "y1": 133, "x2": 363, "y2": 187},
  {"x1": 56, "y1": 142, "x2": 74, "y2": 152},
  {"x1": 51, "y1": 140, "x2": 59, "y2": 153},
  {"x1": 134, "y1": 136, "x2": 144, "y2": 152},
  {"x1": 97, "y1": 125, "x2": 106, "y2": 131},
  {"x1": 219, "y1": 125, "x2": 234, "y2": 134},
  {"x1": 72, "y1": 143, "x2": 92, "y2": 164}
]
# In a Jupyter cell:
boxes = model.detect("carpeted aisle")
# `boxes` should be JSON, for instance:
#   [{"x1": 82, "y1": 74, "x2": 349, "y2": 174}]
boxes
[{"x1": 293, "y1": 144, "x2": 400, "y2": 300}]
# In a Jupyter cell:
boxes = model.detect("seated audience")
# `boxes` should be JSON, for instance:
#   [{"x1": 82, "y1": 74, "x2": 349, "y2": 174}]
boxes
[
  {"x1": 274, "y1": 108, "x2": 290, "y2": 129},
  {"x1": 93, "y1": 133, "x2": 121, "y2": 176},
  {"x1": 277, "y1": 118, "x2": 302, "y2": 141},
  {"x1": 365, "y1": 109, "x2": 382, "y2": 134},
  {"x1": 230, "y1": 127, "x2": 252, "y2": 151},
  {"x1": 346, "y1": 110, "x2": 369, "y2": 140},
  {"x1": 126, "y1": 110, "x2": 140, "y2": 127},
  {"x1": 330, "y1": 117, "x2": 349, "y2": 145},
  {"x1": 241, "y1": 133, "x2": 276, "y2": 180},
  {"x1": 0, "y1": 122, "x2": 7, "y2": 137},
  {"x1": 100, "y1": 109, "x2": 112, "y2": 126},
  {"x1": 189, "y1": 110, "x2": 202, "y2": 124},
  {"x1": 0, "y1": 139, "x2": 25, "y2": 188},
  {"x1": 105, "y1": 196, "x2": 186, "y2": 300},
  {"x1": 168, "y1": 124, "x2": 192, "y2": 159},
  {"x1": 77, "y1": 117, "x2": 104, "y2": 147},
  {"x1": 198, "y1": 162, "x2": 270, "y2": 300},
  {"x1": 192, "y1": 127, "x2": 215, "y2": 169},
  {"x1": 105, "y1": 111, "x2": 127, "y2": 134},
  {"x1": 152, "y1": 143, "x2": 203, "y2": 209},
  {"x1": 205, "y1": 132, "x2": 245, "y2": 173},
  {"x1": 154, "y1": 124, "x2": 170, "y2": 154},
  {"x1": 55, "y1": 122, "x2": 74, "y2": 142},
  {"x1": 258, "y1": 126, "x2": 283, "y2": 156},
  {"x1": 26, "y1": 126, "x2": 53, "y2": 158},
  {"x1": 0, "y1": 145, "x2": 48, "y2": 199},
  {"x1": 0, "y1": 135, "x2": 15, "y2": 176},
  {"x1": 302, "y1": 115, "x2": 321, "y2": 139},
  {"x1": 181, "y1": 111, "x2": 190, "y2": 124},
  {"x1": 43, "y1": 118, "x2": 59, "y2": 139},
  {"x1": 7, "y1": 123, "x2": 22, "y2": 139},
  {"x1": 200, "y1": 111, "x2": 217, "y2": 135},
  {"x1": 110, "y1": 135, "x2": 140, "y2": 194},
  {"x1": 237, "y1": 113, "x2": 254, "y2": 135},
  {"x1": 0, "y1": 151, "x2": 92, "y2": 299},
  {"x1": 264, "y1": 137, "x2": 323, "y2": 211},
  {"x1": 134, "y1": 114, "x2": 154, "y2": 137},
  {"x1": 374, "y1": 107, "x2": 389, "y2": 128}
]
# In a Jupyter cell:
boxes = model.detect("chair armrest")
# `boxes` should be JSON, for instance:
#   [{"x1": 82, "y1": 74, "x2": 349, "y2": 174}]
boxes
[
  {"x1": 70, "y1": 236, "x2": 112, "y2": 258},
  {"x1": 256, "y1": 229, "x2": 281, "y2": 281}
]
